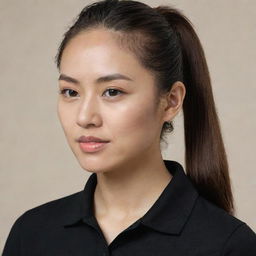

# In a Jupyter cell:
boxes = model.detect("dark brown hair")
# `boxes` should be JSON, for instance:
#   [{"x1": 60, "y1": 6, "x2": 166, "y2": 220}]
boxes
[{"x1": 55, "y1": 0, "x2": 234, "y2": 215}]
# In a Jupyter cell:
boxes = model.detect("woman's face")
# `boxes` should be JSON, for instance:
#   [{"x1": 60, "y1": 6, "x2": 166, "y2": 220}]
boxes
[{"x1": 57, "y1": 28, "x2": 167, "y2": 173}]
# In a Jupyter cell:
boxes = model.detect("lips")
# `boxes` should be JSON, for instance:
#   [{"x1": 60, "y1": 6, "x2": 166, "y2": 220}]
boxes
[
  {"x1": 77, "y1": 135, "x2": 109, "y2": 143},
  {"x1": 79, "y1": 141, "x2": 109, "y2": 153}
]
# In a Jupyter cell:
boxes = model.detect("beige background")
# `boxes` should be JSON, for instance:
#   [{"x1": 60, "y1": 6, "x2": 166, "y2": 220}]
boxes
[{"x1": 1, "y1": 0, "x2": 255, "y2": 251}]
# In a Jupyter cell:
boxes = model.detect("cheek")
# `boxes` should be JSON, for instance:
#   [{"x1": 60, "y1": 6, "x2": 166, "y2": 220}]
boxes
[
  {"x1": 110, "y1": 97, "x2": 159, "y2": 141},
  {"x1": 57, "y1": 103, "x2": 75, "y2": 139}
]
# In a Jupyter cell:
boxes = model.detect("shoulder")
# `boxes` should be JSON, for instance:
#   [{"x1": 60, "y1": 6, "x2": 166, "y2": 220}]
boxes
[
  {"x1": 2, "y1": 191, "x2": 83, "y2": 255},
  {"x1": 193, "y1": 196, "x2": 245, "y2": 229},
  {"x1": 189, "y1": 196, "x2": 256, "y2": 255},
  {"x1": 13, "y1": 190, "x2": 83, "y2": 228},
  {"x1": 220, "y1": 222, "x2": 256, "y2": 256}
]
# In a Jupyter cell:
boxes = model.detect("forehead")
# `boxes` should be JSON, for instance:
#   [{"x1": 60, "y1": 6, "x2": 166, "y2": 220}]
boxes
[
  {"x1": 60, "y1": 28, "x2": 133, "y2": 66},
  {"x1": 59, "y1": 28, "x2": 154, "y2": 82}
]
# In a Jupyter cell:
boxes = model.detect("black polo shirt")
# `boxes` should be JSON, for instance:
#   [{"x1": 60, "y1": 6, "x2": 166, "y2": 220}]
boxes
[{"x1": 3, "y1": 160, "x2": 256, "y2": 255}]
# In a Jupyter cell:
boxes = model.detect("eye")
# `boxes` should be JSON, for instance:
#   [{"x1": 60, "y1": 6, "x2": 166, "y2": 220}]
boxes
[
  {"x1": 59, "y1": 89, "x2": 79, "y2": 98},
  {"x1": 103, "y1": 88, "x2": 124, "y2": 98},
  {"x1": 59, "y1": 88, "x2": 124, "y2": 99}
]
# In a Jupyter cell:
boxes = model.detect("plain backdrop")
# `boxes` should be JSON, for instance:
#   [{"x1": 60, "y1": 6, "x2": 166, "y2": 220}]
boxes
[{"x1": 1, "y1": 0, "x2": 255, "y2": 251}]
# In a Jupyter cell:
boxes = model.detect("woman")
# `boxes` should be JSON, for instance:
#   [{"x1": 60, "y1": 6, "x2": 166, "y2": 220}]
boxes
[{"x1": 3, "y1": 0, "x2": 256, "y2": 255}]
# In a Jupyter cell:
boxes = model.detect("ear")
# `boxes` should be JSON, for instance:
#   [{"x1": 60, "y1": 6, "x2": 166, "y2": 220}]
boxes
[{"x1": 161, "y1": 81, "x2": 186, "y2": 123}]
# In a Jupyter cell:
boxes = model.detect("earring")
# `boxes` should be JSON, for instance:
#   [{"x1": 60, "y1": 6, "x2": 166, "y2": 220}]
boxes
[{"x1": 164, "y1": 120, "x2": 174, "y2": 132}]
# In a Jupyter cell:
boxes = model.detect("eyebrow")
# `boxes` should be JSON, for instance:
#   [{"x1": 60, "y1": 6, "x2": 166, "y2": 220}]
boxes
[{"x1": 58, "y1": 73, "x2": 133, "y2": 85}]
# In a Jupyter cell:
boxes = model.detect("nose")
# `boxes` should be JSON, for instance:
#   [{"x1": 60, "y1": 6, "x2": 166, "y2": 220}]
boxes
[{"x1": 76, "y1": 95, "x2": 102, "y2": 128}]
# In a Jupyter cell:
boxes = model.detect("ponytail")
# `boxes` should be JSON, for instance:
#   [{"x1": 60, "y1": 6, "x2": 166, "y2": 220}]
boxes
[{"x1": 155, "y1": 6, "x2": 234, "y2": 215}]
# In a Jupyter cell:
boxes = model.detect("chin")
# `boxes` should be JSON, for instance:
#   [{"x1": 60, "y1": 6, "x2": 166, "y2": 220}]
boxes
[{"x1": 77, "y1": 157, "x2": 108, "y2": 173}]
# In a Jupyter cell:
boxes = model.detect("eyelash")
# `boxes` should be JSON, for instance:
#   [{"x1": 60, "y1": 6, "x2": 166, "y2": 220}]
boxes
[{"x1": 59, "y1": 88, "x2": 124, "y2": 99}]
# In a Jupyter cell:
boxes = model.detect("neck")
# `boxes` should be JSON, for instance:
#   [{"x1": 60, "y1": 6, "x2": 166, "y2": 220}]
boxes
[{"x1": 93, "y1": 153, "x2": 172, "y2": 220}]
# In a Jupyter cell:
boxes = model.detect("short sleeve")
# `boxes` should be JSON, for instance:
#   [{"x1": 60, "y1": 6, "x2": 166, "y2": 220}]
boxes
[
  {"x1": 221, "y1": 223, "x2": 256, "y2": 256},
  {"x1": 2, "y1": 213, "x2": 24, "y2": 256}
]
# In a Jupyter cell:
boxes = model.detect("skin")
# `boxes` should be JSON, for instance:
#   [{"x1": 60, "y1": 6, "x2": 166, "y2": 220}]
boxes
[{"x1": 57, "y1": 28, "x2": 186, "y2": 242}]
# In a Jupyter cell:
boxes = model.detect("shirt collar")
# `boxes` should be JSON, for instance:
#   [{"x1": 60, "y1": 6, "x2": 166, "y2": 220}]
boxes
[{"x1": 63, "y1": 160, "x2": 199, "y2": 235}]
